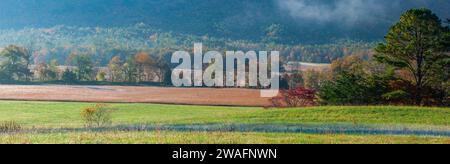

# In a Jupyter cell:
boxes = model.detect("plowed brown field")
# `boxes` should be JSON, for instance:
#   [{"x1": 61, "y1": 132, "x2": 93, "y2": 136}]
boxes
[{"x1": 0, "y1": 85, "x2": 271, "y2": 107}]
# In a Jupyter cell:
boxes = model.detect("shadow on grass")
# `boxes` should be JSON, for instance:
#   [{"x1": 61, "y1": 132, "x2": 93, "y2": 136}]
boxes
[{"x1": 12, "y1": 124, "x2": 450, "y2": 137}]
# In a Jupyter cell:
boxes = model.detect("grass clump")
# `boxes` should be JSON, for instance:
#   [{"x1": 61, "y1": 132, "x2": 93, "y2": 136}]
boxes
[{"x1": 0, "y1": 121, "x2": 22, "y2": 133}]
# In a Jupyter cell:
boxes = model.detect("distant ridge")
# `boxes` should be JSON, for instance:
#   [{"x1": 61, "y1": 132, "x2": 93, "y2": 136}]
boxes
[{"x1": 0, "y1": 0, "x2": 448, "y2": 44}]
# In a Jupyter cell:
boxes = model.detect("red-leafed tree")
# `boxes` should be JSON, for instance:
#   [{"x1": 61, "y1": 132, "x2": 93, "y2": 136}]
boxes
[{"x1": 271, "y1": 87, "x2": 318, "y2": 107}]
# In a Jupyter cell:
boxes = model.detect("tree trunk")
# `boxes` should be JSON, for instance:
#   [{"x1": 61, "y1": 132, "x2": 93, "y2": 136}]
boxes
[
  {"x1": 415, "y1": 43, "x2": 424, "y2": 106},
  {"x1": 415, "y1": 62, "x2": 424, "y2": 106},
  {"x1": 415, "y1": 85, "x2": 423, "y2": 106}
]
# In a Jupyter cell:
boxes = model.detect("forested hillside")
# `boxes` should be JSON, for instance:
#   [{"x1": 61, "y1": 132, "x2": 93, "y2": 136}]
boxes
[
  {"x1": 0, "y1": 24, "x2": 375, "y2": 65},
  {"x1": 1, "y1": 0, "x2": 449, "y2": 43}
]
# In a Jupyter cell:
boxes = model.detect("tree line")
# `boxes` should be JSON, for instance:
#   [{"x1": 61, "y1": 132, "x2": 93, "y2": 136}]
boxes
[{"x1": 0, "y1": 46, "x2": 172, "y2": 85}]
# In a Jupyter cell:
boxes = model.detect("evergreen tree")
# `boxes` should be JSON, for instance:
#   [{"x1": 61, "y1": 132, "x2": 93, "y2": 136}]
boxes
[{"x1": 375, "y1": 8, "x2": 450, "y2": 105}]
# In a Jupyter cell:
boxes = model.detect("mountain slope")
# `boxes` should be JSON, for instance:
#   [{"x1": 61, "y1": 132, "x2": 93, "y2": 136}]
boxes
[{"x1": 0, "y1": 0, "x2": 449, "y2": 43}]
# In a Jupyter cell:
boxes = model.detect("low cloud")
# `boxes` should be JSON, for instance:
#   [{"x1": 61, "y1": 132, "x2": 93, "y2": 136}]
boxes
[{"x1": 276, "y1": 0, "x2": 388, "y2": 25}]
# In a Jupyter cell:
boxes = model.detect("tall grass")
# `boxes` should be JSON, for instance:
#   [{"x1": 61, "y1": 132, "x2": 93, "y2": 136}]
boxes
[{"x1": 0, "y1": 121, "x2": 22, "y2": 133}]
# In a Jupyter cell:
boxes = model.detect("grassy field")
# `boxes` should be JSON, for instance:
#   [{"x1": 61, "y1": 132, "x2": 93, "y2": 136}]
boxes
[{"x1": 0, "y1": 100, "x2": 449, "y2": 144}]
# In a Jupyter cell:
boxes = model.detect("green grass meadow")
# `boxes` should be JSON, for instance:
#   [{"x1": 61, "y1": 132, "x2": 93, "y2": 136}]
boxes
[{"x1": 0, "y1": 100, "x2": 449, "y2": 144}]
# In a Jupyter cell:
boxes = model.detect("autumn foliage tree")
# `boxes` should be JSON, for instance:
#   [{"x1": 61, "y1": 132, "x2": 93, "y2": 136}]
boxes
[
  {"x1": 122, "y1": 57, "x2": 138, "y2": 82},
  {"x1": 35, "y1": 60, "x2": 58, "y2": 81},
  {"x1": 134, "y1": 52, "x2": 154, "y2": 82},
  {"x1": 108, "y1": 56, "x2": 123, "y2": 82}
]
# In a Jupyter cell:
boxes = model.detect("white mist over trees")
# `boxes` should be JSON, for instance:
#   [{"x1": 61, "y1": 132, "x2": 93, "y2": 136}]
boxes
[
  {"x1": 277, "y1": 0, "x2": 386, "y2": 24},
  {"x1": 276, "y1": 0, "x2": 450, "y2": 25}
]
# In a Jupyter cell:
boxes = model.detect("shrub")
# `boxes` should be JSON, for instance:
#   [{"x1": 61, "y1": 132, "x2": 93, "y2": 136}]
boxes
[
  {"x1": 96, "y1": 71, "x2": 107, "y2": 81},
  {"x1": 0, "y1": 121, "x2": 22, "y2": 133},
  {"x1": 81, "y1": 104, "x2": 113, "y2": 128},
  {"x1": 318, "y1": 71, "x2": 395, "y2": 105},
  {"x1": 271, "y1": 87, "x2": 318, "y2": 107},
  {"x1": 319, "y1": 72, "x2": 372, "y2": 105}
]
